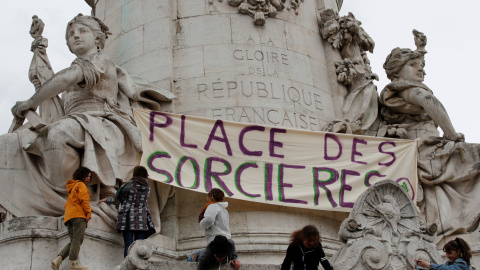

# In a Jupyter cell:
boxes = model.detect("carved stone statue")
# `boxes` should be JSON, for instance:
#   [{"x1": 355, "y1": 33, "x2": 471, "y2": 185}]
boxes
[
  {"x1": 28, "y1": 15, "x2": 64, "y2": 125},
  {"x1": 379, "y1": 31, "x2": 480, "y2": 237},
  {"x1": 318, "y1": 9, "x2": 380, "y2": 136},
  {"x1": 331, "y1": 180, "x2": 443, "y2": 269},
  {"x1": 0, "y1": 14, "x2": 175, "y2": 231}
]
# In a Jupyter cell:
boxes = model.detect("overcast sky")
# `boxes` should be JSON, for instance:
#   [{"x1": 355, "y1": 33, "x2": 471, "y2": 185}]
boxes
[{"x1": 1, "y1": 1, "x2": 479, "y2": 143}]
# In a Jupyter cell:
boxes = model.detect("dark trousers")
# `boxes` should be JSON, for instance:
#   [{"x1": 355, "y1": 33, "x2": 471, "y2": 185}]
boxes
[
  {"x1": 59, "y1": 218, "x2": 87, "y2": 260},
  {"x1": 122, "y1": 230, "x2": 147, "y2": 258}
]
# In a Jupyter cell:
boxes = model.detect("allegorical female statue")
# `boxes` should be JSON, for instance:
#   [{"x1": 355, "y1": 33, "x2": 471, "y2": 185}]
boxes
[
  {"x1": 0, "y1": 14, "x2": 175, "y2": 230},
  {"x1": 380, "y1": 30, "x2": 480, "y2": 236}
]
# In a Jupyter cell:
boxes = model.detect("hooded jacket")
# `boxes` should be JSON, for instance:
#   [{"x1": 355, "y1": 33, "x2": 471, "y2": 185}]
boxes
[
  {"x1": 199, "y1": 202, "x2": 231, "y2": 243},
  {"x1": 106, "y1": 176, "x2": 155, "y2": 231},
  {"x1": 64, "y1": 180, "x2": 91, "y2": 224}
]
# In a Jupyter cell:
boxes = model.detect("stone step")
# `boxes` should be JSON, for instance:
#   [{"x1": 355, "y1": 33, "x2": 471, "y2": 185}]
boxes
[
  {"x1": 115, "y1": 240, "x2": 281, "y2": 270},
  {"x1": 117, "y1": 260, "x2": 280, "y2": 270}
]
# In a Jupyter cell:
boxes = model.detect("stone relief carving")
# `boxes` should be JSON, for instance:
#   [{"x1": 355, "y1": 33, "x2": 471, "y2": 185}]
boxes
[
  {"x1": 331, "y1": 180, "x2": 443, "y2": 270},
  {"x1": 210, "y1": 0, "x2": 303, "y2": 25},
  {"x1": 318, "y1": 9, "x2": 380, "y2": 135},
  {"x1": 0, "y1": 14, "x2": 175, "y2": 232},
  {"x1": 379, "y1": 30, "x2": 480, "y2": 237}
]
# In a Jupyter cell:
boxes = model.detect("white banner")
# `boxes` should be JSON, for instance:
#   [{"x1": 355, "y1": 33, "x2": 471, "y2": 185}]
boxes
[{"x1": 134, "y1": 109, "x2": 418, "y2": 212}]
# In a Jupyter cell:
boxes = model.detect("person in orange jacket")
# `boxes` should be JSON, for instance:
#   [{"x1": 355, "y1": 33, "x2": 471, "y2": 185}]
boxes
[{"x1": 51, "y1": 167, "x2": 92, "y2": 270}]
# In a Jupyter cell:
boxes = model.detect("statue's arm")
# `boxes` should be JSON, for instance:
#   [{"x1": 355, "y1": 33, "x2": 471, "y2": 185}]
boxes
[
  {"x1": 116, "y1": 66, "x2": 136, "y2": 99},
  {"x1": 398, "y1": 87, "x2": 459, "y2": 140},
  {"x1": 12, "y1": 65, "x2": 84, "y2": 117}
]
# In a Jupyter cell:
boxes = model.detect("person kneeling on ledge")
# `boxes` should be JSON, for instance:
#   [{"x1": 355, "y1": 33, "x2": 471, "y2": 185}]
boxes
[{"x1": 197, "y1": 235, "x2": 241, "y2": 270}]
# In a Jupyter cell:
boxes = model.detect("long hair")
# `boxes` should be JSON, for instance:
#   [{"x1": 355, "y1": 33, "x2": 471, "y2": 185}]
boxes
[
  {"x1": 208, "y1": 188, "x2": 225, "y2": 202},
  {"x1": 132, "y1": 166, "x2": 149, "y2": 178},
  {"x1": 72, "y1": 167, "x2": 91, "y2": 182},
  {"x1": 289, "y1": 225, "x2": 321, "y2": 247},
  {"x1": 443, "y1": 238, "x2": 471, "y2": 265}
]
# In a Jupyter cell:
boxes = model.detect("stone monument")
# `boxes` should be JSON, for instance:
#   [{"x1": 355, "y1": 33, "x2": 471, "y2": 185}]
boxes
[{"x1": 2, "y1": 0, "x2": 480, "y2": 269}]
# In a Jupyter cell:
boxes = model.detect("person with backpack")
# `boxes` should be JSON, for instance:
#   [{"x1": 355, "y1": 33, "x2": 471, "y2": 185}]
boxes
[{"x1": 99, "y1": 166, "x2": 155, "y2": 257}]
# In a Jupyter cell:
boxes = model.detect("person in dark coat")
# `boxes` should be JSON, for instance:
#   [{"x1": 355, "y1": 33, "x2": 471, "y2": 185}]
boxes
[
  {"x1": 281, "y1": 225, "x2": 334, "y2": 270},
  {"x1": 99, "y1": 166, "x2": 155, "y2": 257},
  {"x1": 197, "y1": 235, "x2": 241, "y2": 270}
]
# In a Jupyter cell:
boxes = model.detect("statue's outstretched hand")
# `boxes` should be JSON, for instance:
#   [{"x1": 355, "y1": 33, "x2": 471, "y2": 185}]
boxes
[
  {"x1": 443, "y1": 132, "x2": 464, "y2": 142},
  {"x1": 11, "y1": 100, "x2": 34, "y2": 118}
]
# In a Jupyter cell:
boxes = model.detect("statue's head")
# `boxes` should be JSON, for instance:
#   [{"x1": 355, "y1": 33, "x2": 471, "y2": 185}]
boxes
[
  {"x1": 66, "y1": 14, "x2": 110, "y2": 53},
  {"x1": 384, "y1": 47, "x2": 425, "y2": 82}
]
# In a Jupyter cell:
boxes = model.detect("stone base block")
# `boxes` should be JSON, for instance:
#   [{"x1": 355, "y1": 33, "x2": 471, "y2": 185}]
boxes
[
  {"x1": 0, "y1": 216, "x2": 123, "y2": 270},
  {"x1": 3, "y1": 216, "x2": 480, "y2": 269}
]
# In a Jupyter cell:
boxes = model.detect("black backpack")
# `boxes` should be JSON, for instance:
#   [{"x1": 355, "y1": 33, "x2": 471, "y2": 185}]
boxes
[{"x1": 115, "y1": 180, "x2": 134, "y2": 202}]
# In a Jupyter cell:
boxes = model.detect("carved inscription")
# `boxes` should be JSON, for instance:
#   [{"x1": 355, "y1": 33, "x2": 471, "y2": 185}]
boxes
[
  {"x1": 208, "y1": 107, "x2": 320, "y2": 131},
  {"x1": 233, "y1": 50, "x2": 288, "y2": 64},
  {"x1": 234, "y1": 36, "x2": 289, "y2": 77},
  {"x1": 247, "y1": 36, "x2": 275, "y2": 46},
  {"x1": 197, "y1": 80, "x2": 323, "y2": 131},
  {"x1": 197, "y1": 81, "x2": 322, "y2": 110},
  {"x1": 179, "y1": 35, "x2": 328, "y2": 131}
]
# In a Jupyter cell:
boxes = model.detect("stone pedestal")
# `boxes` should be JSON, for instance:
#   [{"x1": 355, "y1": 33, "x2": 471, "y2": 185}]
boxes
[{"x1": 0, "y1": 216, "x2": 123, "y2": 270}]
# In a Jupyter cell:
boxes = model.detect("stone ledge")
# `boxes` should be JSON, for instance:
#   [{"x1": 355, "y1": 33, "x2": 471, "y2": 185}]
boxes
[
  {"x1": 119, "y1": 260, "x2": 281, "y2": 270},
  {"x1": 116, "y1": 240, "x2": 281, "y2": 270}
]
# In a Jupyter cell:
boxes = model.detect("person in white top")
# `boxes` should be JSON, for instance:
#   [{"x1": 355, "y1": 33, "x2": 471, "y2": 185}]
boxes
[{"x1": 198, "y1": 188, "x2": 231, "y2": 244}]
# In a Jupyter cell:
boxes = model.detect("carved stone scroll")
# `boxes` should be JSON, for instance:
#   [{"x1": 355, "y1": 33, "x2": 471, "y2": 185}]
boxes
[{"x1": 331, "y1": 180, "x2": 443, "y2": 270}]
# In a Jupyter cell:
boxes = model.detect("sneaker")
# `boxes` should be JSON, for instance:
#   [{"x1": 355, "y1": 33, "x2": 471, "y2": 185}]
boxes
[
  {"x1": 51, "y1": 255, "x2": 62, "y2": 270},
  {"x1": 70, "y1": 260, "x2": 88, "y2": 270}
]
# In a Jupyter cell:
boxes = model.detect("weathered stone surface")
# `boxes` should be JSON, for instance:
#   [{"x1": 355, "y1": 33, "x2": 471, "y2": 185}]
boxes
[
  {"x1": 177, "y1": 0, "x2": 206, "y2": 19},
  {"x1": 331, "y1": 180, "x2": 443, "y2": 270},
  {"x1": 0, "y1": 216, "x2": 123, "y2": 270},
  {"x1": 175, "y1": 15, "x2": 232, "y2": 49},
  {"x1": 174, "y1": 47, "x2": 205, "y2": 80},
  {"x1": 230, "y1": 16, "x2": 288, "y2": 50},
  {"x1": 117, "y1": 26, "x2": 144, "y2": 65}
]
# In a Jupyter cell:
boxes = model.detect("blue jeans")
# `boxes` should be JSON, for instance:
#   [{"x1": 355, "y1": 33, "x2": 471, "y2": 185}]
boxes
[{"x1": 122, "y1": 230, "x2": 147, "y2": 258}]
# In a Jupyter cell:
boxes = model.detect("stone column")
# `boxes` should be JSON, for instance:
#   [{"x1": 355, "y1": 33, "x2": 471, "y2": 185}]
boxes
[{"x1": 95, "y1": 0, "x2": 347, "y2": 263}]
